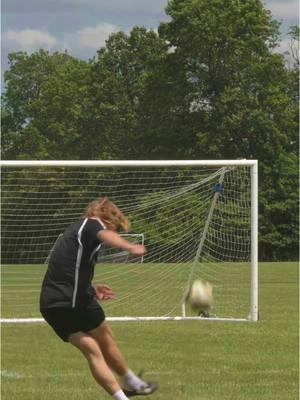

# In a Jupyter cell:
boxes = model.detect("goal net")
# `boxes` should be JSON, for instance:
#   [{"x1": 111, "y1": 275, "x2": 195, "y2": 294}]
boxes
[{"x1": 1, "y1": 160, "x2": 258, "y2": 322}]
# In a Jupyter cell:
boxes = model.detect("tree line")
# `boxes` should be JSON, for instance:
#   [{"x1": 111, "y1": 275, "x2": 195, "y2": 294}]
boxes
[{"x1": 2, "y1": 0, "x2": 299, "y2": 260}]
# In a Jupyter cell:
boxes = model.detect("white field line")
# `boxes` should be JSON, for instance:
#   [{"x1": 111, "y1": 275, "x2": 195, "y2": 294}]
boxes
[
  {"x1": 1, "y1": 370, "x2": 24, "y2": 379},
  {"x1": 1, "y1": 316, "x2": 252, "y2": 323},
  {"x1": 1, "y1": 370, "x2": 84, "y2": 379}
]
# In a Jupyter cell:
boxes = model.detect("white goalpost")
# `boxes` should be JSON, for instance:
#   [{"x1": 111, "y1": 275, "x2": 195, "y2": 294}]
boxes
[{"x1": 1, "y1": 160, "x2": 258, "y2": 323}]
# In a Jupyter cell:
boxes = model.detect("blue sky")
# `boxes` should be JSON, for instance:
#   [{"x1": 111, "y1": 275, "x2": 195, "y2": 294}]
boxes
[{"x1": 1, "y1": 0, "x2": 299, "y2": 80}]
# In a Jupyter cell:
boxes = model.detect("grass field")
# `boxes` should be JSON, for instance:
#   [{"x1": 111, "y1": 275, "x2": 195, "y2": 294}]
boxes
[
  {"x1": 1, "y1": 262, "x2": 299, "y2": 399},
  {"x1": 1, "y1": 261, "x2": 253, "y2": 319}
]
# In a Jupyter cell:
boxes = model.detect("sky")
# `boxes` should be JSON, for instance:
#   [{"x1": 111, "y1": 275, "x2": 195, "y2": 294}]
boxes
[{"x1": 1, "y1": 0, "x2": 299, "y2": 84}]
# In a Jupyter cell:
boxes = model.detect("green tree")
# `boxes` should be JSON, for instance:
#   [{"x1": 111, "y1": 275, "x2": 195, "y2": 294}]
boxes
[
  {"x1": 156, "y1": 0, "x2": 298, "y2": 259},
  {"x1": 1, "y1": 2, "x2": 298, "y2": 260},
  {"x1": 2, "y1": 50, "x2": 93, "y2": 159},
  {"x1": 89, "y1": 27, "x2": 168, "y2": 158}
]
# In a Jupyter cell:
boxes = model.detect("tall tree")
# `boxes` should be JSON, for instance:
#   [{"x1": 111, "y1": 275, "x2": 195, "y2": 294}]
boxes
[
  {"x1": 157, "y1": 0, "x2": 298, "y2": 259},
  {"x1": 1, "y1": 2, "x2": 297, "y2": 259},
  {"x1": 89, "y1": 27, "x2": 168, "y2": 158},
  {"x1": 2, "y1": 50, "x2": 93, "y2": 159}
]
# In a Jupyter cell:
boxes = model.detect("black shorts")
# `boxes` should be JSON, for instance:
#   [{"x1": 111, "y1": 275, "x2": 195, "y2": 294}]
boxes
[{"x1": 41, "y1": 300, "x2": 105, "y2": 342}]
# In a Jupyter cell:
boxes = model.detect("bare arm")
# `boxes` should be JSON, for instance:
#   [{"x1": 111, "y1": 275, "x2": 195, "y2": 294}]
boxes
[
  {"x1": 97, "y1": 230, "x2": 146, "y2": 256},
  {"x1": 94, "y1": 230, "x2": 145, "y2": 300}
]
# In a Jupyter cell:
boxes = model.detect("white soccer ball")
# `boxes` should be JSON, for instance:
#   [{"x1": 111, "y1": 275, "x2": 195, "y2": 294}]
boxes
[{"x1": 186, "y1": 279, "x2": 213, "y2": 311}]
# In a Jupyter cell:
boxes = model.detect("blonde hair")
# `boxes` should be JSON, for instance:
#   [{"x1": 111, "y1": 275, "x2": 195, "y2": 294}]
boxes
[{"x1": 83, "y1": 197, "x2": 130, "y2": 232}]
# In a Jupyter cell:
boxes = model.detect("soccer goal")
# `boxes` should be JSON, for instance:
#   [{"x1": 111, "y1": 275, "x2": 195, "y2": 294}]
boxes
[{"x1": 1, "y1": 160, "x2": 258, "y2": 323}]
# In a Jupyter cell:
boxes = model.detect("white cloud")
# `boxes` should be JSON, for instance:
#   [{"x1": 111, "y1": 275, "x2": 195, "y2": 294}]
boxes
[
  {"x1": 3, "y1": 0, "x2": 168, "y2": 17},
  {"x1": 61, "y1": 23, "x2": 122, "y2": 58},
  {"x1": 3, "y1": 29, "x2": 57, "y2": 52},
  {"x1": 2, "y1": 23, "x2": 122, "y2": 61},
  {"x1": 264, "y1": 0, "x2": 299, "y2": 22},
  {"x1": 74, "y1": 23, "x2": 120, "y2": 49}
]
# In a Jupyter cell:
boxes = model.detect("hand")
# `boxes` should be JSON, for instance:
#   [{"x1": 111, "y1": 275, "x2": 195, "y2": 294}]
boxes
[
  {"x1": 129, "y1": 244, "x2": 146, "y2": 257},
  {"x1": 94, "y1": 284, "x2": 116, "y2": 301}
]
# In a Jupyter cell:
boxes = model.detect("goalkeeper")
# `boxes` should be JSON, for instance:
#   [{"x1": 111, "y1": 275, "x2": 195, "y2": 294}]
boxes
[{"x1": 40, "y1": 197, "x2": 158, "y2": 399}]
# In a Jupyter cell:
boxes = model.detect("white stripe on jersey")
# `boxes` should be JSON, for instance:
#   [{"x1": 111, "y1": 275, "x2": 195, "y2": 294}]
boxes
[
  {"x1": 89, "y1": 243, "x2": 102, "y2": 263},
  {"x1": 90, "y1": 217, "x2": 107, "y2": 230},
  {"x1": 72, "y1": 218, "x2": 88, "y2": 308},
  {"x1": 88, "y1": 218, "x2": 106, "y2": 262}
]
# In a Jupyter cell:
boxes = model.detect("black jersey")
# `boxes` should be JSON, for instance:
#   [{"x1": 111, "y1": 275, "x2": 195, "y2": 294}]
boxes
[{"x1": 40, "y1": 218, "x2": 106, "y2": 310}]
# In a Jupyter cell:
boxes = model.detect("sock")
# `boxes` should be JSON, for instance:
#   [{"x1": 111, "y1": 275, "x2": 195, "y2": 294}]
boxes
[
  {"x1": 113, "y1": 389, "x2": 129, "y2": 400},
  {"x1": 122, "y1": 369, "x2": 146, "y2": 390}
]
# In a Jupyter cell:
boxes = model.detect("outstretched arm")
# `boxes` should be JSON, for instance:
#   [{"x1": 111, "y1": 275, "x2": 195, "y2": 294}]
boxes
[
  {"x1": 94, "y1": 230, "x2": 145, "y2": 301},
  {"x1": 97, "y1": 230, "x2": 146, "y2": 256}
]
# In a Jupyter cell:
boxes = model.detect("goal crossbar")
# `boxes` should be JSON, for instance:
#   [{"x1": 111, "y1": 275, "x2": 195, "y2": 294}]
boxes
[{"x1": 0, "y1": 160, "x2": 257, "y2": 167}]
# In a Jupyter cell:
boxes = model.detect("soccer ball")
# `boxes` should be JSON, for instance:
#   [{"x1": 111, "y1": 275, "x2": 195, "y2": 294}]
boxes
[{"x1": 186, "y1": 279, "x2": 213, "y2": 311}]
